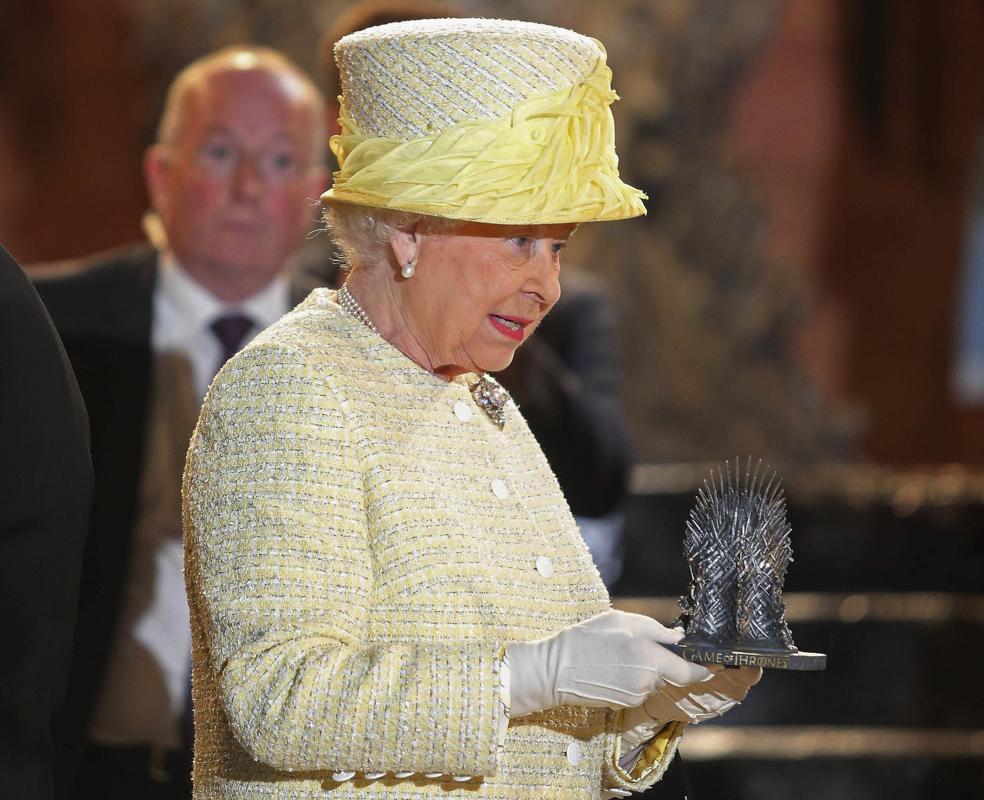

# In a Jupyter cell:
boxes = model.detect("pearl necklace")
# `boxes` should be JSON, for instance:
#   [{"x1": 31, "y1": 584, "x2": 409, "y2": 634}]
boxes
[
  {"x1": 336, "y1": 284, "x2": 508, "y2": 429},
  {"x1": 337, "y1": 284, "x2": 377, "y2": 334}
]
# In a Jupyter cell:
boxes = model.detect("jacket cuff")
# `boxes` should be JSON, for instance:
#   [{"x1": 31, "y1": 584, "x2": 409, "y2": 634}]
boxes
[{"x1": 603, "y1": 712, "x2": 687, "y2": 793}]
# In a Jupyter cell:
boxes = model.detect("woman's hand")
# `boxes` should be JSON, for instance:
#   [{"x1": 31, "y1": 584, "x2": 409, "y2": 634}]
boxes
[
  {"x1": 639, "y1": 665, "x2": 762, "y2": 723},
  {"x1": 620, "y1": 665, "x2": 763, "y2": 751},
  {"x1": 505, "y1": 610, "x2": 713, "y2": 718}
]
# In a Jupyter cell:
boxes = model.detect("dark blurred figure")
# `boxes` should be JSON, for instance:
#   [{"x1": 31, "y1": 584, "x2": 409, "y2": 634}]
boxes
[
  {"x1": 311, "y1": 1, "x2": 632, "y2": 588},
  {"x1": 497, "y1": 269, "x2": 631, "y2": 581},
  {"x1": 34, "y1": 47, "x2": 326, "y2": 799},
  {"x1": 0, "y1": 245, "x2": 92, "y2": 800}
]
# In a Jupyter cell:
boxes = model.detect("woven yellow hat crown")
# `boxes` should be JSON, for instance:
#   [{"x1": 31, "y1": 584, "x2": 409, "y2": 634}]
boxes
[{"x1": 321, "y1": 17, "x2": 647, "y2": 225}]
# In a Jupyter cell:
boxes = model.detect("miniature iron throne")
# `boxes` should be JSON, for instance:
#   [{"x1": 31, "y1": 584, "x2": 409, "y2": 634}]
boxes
[{"x1": 670, "y1": 459, "x2": 826, "y2": 671}]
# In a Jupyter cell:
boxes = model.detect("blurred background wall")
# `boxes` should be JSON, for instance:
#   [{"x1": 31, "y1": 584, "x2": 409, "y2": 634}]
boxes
[
  {"x1": 2, "y1": 1, "x2": 982, "y2": 797},
  {"x1": 3, "y1": 0, "x2": 984, "y2": 467}
]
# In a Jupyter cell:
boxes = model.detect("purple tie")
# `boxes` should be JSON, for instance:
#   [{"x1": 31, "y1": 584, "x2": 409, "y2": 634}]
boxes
[{"x1": 210, "y1": 313, "x2": 254, "y2": 375}]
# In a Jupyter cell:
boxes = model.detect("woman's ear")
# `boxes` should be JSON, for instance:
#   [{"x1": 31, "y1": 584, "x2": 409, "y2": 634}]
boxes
[{"x1": 389, "y1": 222, "x2": 420, "y2": 271}]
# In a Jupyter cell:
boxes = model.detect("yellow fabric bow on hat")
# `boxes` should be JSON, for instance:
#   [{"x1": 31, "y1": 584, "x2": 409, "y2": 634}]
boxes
[{"x1": 322, "y1": 50, "x2": 647, "y2": 225}]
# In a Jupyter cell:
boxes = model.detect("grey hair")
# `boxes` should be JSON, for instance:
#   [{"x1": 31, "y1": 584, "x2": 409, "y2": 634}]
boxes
[{"x1": 322, "y1": 203, "x2": 462, "y2": 272}]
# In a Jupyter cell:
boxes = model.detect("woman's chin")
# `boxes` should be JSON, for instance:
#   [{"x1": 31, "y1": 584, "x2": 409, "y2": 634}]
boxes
[{"x1": 475, "y1": 350, "x2": 518, "y2": 374}]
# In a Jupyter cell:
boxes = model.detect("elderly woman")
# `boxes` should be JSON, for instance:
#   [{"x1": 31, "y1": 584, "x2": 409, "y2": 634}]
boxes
[{"x1": 183, "y1": 18, "x2": 759, "y2": 800}]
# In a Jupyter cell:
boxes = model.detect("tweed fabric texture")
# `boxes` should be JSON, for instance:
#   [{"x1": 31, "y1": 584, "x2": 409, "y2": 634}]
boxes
[
  {"x1": 322, "y1": 18, "x2": 647, "y2": 225},
  {"x1": 334, "y1": 18, "x2": 601, "y2": 140},
  {"x1": 183, "y1": 289, "x2": 676, "y2": 798}
]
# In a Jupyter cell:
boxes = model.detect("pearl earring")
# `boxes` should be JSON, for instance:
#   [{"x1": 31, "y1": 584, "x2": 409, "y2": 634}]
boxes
[{"x1": 401, "y1": 258, "x2": 416, "y2": 279}]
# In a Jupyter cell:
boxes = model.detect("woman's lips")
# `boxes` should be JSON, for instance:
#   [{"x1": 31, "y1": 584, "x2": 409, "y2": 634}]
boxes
[{"x1": 488, "y1": 313, "x2": 531, "y2": 342}]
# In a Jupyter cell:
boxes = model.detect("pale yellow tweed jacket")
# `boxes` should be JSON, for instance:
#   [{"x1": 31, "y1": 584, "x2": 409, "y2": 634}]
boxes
[{"x1": 183, "y1": 289, "x2": 681, "y2": 799}]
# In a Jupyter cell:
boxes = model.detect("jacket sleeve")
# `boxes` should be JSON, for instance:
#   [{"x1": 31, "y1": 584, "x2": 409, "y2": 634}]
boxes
[
  {"x1": 183, "y1": 341, "x2": 503, "y2": 776},
  {"x1": 602, "y1": 715, "x2": 686, "y2": 795}
]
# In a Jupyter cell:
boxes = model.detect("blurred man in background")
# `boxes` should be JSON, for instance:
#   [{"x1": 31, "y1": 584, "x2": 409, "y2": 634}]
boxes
[{"x1": 35, "y1": 46, "x2": 326, "y2": 799}]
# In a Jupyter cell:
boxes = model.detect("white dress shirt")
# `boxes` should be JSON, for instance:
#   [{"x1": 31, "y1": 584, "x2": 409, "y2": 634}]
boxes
[
  {"x1": 87, "y1": 252, "x2": 290, "y2": 748},
  {"x1": 153, "y1": 253, "x2": 290, "y2": 402}
]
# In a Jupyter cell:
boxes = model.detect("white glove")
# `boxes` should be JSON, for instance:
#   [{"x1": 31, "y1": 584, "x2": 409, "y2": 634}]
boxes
[
  {"x1": 620, "y1": 665, "x2": 763, "y2": 750},
  {"x1": 505, "y1": 610, "x2": 714, "y2": 719}
]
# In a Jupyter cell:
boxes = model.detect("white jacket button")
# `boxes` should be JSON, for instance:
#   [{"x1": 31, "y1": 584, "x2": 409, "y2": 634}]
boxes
[
  {"x1": 566, "y1": 741, "x2": 584, "y2": 766},
  {"x1": 331, "y1": 771, "x2": 356, "y2": 781},
  {"x1": 535, "y1": 555, "x2": 554, "y2": 578}
]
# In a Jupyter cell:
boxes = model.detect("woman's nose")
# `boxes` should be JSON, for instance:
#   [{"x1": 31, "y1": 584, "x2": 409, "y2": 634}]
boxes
[{"x1": 532, "y1": 248, "x2": 562, "y2": 308}]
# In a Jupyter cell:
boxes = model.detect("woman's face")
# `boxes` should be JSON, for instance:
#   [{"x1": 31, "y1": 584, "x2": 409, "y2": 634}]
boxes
[{"x1": 397, "y1": 222, "x2": 574, "y2": 378}]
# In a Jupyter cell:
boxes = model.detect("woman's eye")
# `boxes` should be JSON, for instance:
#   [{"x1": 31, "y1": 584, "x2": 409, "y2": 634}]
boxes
[
  {"x1": 509, "y1": 236, "x2": 532, "y2": 249},
  {"x1": 551, "y1": 241, "x2": 567, "y2": 255}
]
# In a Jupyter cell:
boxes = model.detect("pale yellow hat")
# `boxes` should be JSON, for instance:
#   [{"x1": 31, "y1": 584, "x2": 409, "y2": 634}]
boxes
[{"x1": 320, "y1": 17, "x2": 647, "y2": 225}]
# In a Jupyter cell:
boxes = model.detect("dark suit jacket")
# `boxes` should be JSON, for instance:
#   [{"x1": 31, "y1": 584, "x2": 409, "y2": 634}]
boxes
[
  {"x1": 497, "y1": 270, "x2": 631, "y2": 518},
  {"x1": 0, "y1": 245, "x2": 92, "y2": 800},
  {"x1": 33, "y1": 242, "x2": 317, "y2": 794}
]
